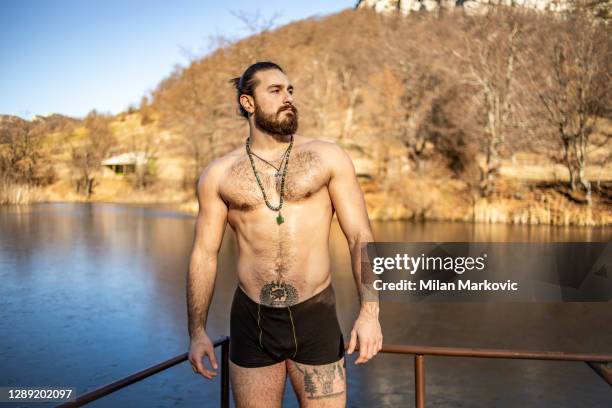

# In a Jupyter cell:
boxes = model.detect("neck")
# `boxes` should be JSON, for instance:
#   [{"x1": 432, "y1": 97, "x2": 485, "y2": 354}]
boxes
[{"x1": 248, "y1": 125, "x2": 292, "y2": 153}]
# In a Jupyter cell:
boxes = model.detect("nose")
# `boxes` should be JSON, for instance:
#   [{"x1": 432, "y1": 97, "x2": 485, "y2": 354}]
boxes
[{"x1": 283, "y1": 89, "x2": 293, "y2": 104}]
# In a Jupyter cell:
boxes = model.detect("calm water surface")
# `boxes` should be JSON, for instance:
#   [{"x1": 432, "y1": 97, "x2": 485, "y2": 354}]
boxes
[{"x1": 0, "y1": 203, "x2": 610, "y2": 407}]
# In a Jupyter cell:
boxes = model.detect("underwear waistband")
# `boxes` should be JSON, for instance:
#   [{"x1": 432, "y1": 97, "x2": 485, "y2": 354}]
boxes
[{"x1": 236, "y1": 282, "x2": 334, "y2": 312}]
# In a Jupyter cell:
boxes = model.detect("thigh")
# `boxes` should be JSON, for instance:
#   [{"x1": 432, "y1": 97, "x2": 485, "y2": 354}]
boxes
[
  {"x1": 286, "y1": 357, "x2": 346, "y2": 408},
  {"x1": 230, "y1": 360, "x2": 287, "y2": 408}
]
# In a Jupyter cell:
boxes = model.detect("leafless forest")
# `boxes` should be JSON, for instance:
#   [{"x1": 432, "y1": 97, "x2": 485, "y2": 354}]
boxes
[{"x1": 1, "y1": 5, "x2": 610, "y2": 224}]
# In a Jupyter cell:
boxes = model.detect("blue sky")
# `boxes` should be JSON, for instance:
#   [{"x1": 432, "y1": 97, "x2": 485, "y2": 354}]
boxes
[{"x1": 0, "y1": 0, "x2": 355, "y2": 119}]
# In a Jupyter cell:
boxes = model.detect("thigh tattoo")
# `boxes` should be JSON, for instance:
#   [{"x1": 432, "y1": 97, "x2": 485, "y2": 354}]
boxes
[{"x1": 294, "y1": 360, "x2": 345, "y2": 400}]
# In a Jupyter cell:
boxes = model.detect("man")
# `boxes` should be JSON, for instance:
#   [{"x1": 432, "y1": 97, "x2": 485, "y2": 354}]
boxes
[{"x1": 187, "y1": 61, "x2": 382, "y2": 407}]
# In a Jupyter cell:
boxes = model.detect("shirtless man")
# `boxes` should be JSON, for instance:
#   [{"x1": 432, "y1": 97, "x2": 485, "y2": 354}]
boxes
[{"x1": 187, "y1": 61, "x2": 383, "y2": 407}]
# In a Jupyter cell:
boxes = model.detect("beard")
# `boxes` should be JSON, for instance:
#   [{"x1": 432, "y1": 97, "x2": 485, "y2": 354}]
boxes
[{"x1": 253, "y1": 101, "x2": 299, "y2": 136}]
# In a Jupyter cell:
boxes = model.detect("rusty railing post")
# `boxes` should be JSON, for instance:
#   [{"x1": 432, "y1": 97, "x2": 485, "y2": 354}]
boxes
[
  {"x1": 221, "y1": 337, "x2": 230, "y2": 408},
  {"x1": 415, "y1": 354, "x2": 425, "y2": 408}
]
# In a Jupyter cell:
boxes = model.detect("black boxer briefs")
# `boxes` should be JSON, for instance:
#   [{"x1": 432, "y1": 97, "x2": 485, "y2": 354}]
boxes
[{"x1": 230, "y1": 282, "x2": 346, "y2": 368}]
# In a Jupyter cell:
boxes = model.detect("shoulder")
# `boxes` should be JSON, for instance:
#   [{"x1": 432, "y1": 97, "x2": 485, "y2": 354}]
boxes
[
  {"x1": 197, "y1": 147, "x2": 243, "y2": 195},
  {"x1": 302, "y1": 138, "x2": 355, "y2": 176},
  {"x1": 297, "y1": 136, "x2": 353, "y2": 163},
  {"x1": 294, "y1": 136, "x2": 355, "y2": 182}
]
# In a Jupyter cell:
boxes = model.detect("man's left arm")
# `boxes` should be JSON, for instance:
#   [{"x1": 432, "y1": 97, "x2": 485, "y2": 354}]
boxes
[{"x1": 327, "y1": 143, "x2": 383, "y2": 365}]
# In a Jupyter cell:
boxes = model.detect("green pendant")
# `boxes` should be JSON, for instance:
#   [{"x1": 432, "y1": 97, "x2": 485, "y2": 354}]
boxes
[{"x1": 276, "y1": 212, "x2": 284, "y2": 225}]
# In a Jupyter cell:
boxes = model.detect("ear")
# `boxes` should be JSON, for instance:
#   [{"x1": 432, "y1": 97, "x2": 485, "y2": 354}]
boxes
[{"x1": 239, "y1": 94, "x2": 254, "y2": 115}]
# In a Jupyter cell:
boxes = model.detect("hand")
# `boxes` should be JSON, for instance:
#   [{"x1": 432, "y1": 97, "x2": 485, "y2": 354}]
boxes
[
  {"x1": 188, "y1": 332, "x2": 218, "y2": 379},
  {"x1": 346, "y1": 312, "x2": 383, "y2": 364}
]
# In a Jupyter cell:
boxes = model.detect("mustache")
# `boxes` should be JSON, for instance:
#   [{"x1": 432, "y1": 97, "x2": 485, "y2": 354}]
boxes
[{"x1": 278, "y1": 105, "x2": 297, "y2": 113}]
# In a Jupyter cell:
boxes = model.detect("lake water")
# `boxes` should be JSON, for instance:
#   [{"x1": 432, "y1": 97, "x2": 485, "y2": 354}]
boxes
[{"x1": 0, "y1": 203, "x2": 610, "y2": 407}]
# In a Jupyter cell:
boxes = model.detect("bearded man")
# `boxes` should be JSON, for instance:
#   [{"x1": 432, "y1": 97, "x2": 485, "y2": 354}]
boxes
[{"x1": 187, "y1": 61, "x2": 382, "y2": 407}]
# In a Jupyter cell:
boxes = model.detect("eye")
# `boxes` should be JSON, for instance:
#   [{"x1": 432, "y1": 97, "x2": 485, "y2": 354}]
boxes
[{"x1": 272, "y1": 89, "x2": 279, "y2": 93}]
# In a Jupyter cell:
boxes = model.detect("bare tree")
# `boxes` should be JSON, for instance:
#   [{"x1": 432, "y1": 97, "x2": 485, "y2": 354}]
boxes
[
  {"x1": 155, "y1": 61, "x2": 220, "y2": 195},
  {"x1": 450, "y1": 9, "x2": 522, "y2": 197},
  {"x1": 398, "y1": 60, "x2": 446, "y2": 174},
  {"x1": 566, "y1": 0, "x2": 612, "y2": 21},
  {"x1": 0, "y1": 118, "x2": 39, "y2": 185},
  {"x1": 230, "y1": 9, "x2": 282, "y2": 34},
  {"x1": 126, "y1": 96, "x2": 158, "y2": 190},
  {"x1": 70, "y1": 110, "x2": 116, "y2": 197},
  {"x1": 309, "y1": 54, "x2": 335, "y2": 136},
  {"x1": 520, "y1": 11, "x2": 612, "y2": 205},
  {"x1": 230, "y1": 9, "x2": 282, "y2": 60},
  {"x1": 0, "y1": 116, "x2": 56, "y2": 186}
]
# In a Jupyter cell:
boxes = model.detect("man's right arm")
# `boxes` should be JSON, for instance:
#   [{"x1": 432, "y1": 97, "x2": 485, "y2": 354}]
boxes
[{"x1": 187, "y1": 161, "x2": 228, "y2": 379}]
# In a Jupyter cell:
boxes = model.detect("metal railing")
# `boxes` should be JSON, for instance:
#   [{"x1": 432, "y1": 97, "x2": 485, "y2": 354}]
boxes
[
  {"x1": 57, "y1": 336, "x2": 230, "y2": 408},
  {"x1": 57, "y1": 337, "x2": 612, "y2": 407},
  {"x1": 382, "y1": 344, "x2": 612, "y2": 408}
]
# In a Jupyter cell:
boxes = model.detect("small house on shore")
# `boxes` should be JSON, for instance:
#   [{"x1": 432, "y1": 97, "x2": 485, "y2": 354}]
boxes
[{"x1": 101, "y1": 151, "x2": 149, "y2": 176}]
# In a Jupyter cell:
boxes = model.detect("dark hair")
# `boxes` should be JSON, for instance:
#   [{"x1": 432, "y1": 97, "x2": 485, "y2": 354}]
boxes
[{"x1": 229, "y1": 61, "x2": 285, "y2": 119}]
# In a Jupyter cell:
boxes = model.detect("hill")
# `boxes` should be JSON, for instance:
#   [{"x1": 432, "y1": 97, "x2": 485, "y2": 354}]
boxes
[{"x1": 1, "y1": 6, "x2": 611, "y2": 225}]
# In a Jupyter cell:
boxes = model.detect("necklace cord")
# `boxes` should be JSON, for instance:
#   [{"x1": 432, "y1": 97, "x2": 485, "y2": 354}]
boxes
[
  {"x1": 245, "y1": 134, "x2": 294, "y2": 212},
  {"x1": 250, "y1": 147, "x2": 289, "y2": 172}
]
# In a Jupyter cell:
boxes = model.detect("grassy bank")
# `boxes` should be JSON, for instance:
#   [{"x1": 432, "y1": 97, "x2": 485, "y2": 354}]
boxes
[{"x1": 3, "y1": 177, "x2": 609, "y2": 227}]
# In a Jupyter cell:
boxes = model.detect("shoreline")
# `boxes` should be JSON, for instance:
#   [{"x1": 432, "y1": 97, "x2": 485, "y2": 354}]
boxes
[
  {"x1": 2, "y1": 195, "x2": 611, "y2": 227},
  {"x1": 1, "y1": 175, "x2": 610, "y2": 226}
]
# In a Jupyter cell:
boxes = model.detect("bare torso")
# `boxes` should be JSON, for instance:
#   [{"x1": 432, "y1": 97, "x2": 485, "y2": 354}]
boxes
[{"x1": 217, "y1": 135, "x2": 335, "y2": 307}]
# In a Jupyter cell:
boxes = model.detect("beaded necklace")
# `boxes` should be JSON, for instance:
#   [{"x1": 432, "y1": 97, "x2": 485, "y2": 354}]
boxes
[{"x1": 245, "y1": 134, "x2": 294, "y2": 225}]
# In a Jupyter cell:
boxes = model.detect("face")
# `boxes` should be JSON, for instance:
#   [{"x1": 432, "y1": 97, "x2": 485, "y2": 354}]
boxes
[{"x1": 242, "y1": 69, "x2": 298, "y2": 136}]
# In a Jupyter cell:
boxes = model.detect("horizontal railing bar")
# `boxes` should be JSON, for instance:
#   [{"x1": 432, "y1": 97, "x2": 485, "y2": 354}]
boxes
[
  {"x1": 56, "y1": 338, "x2": 610, "y2": 407},
  {"x1": 351, "y1": 344, "x2": 612, "y2": 363},
  {"x1": 56, "y1": 336, "x2": 230, "y2": 408}
]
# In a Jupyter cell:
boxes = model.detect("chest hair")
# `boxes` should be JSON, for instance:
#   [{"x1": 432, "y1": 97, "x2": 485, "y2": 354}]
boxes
[{"x1": 222, "y1": 149, "x2": 327, "y2": 210}]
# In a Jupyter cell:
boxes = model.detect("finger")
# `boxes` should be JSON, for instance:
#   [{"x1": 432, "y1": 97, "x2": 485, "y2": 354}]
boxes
[
  {"x1": 194, "y1": 358, "x2": 208, "y2": 377},
  {"x1": 365, "y1": 341, "x2": 375, "y2": 361},
  {"x1": 364, "y1": 340, "x2": 376, "y2": 362},
  {"x1": 373, "y1": 337, "x2": 381, "y2": 355},
  {"x1": 200, "y1": 364, "x2": 217, "y2": 379},
  {"x1": 188, "y1": 355, "x2": 200, "y2": 374},
  {"x1": 195, "y1": 353, "x2": 216, "y2": 379},
  {"x1": 201, "y1": 352, "x2": 218, "y2": 378},
  {"x1": 369, "y1": 341, "x2": 377, "y2": 358},
  {"x1": 355, "y1": 342, "x2": 365, "y2": 363},
  {"x1": 208, "y1": 349, "x2": 219, "y2": 370},
  {"x1": 202, "y1": 367, "x2": 217, "y2": 379},
  {"x1": 347, "y1": 330, "x2": 357, "y2": 355},
  {"x1": 356, "y1": 340, "x2": 371, "y2": 364},
  {"x1": 370, "y1": 342, "x2": 378, "y2": 358}
]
